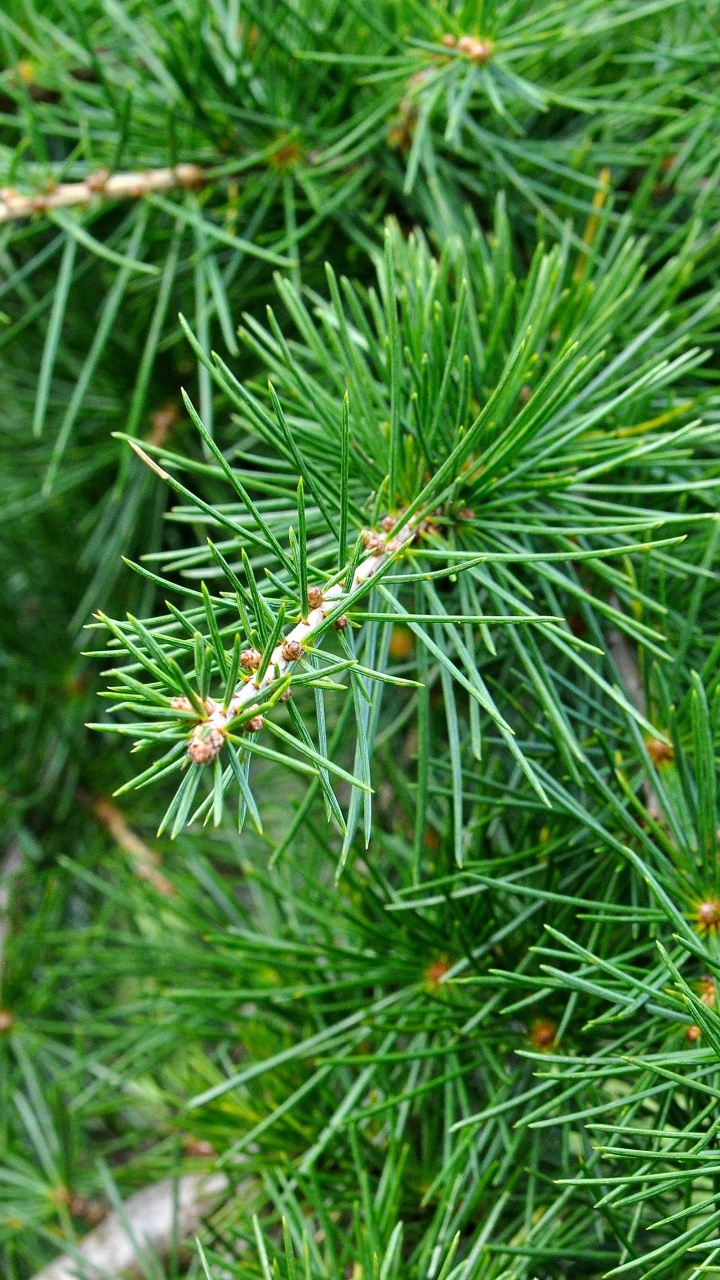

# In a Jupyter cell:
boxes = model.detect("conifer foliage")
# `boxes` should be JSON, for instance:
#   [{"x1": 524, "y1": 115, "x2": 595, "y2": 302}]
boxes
[{"x1": 2, "y1": 2, "x2": 720, "y2": 1278}]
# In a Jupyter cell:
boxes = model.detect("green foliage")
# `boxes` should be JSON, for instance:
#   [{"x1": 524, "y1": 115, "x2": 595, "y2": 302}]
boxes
[{"x1": 2, "y1": 3, "x2": 720, "y2": 1280}]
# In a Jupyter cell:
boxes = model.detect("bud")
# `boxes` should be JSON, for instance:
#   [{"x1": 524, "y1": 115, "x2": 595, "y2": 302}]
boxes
[
  {"x1": 696, "y1": 900, "x2": 720, "y2": 931},
  {"x1": 244, "y1": 714, "x2": 264, "y2": 734},
  {"x1": 183, "y1": 1137, "x2": 216, "y2": 1157},
  {"x1": 362, "y1": 528, "x2": 385, "y2": 555},
  {"x1": 240, "y1": 647, "x2": 262, "y2": 670},
  {"x1": 171, "y1": 695, "x2": 193, "y2": 713},
  {"x1": 646, "y1": 737, "x2": 674, "y2": 766},
  {"x1": 281, "y1": 639, "x2": 303, "y2": 662},
  {"x1": 0, "y1": 1010, "x2": 12, "y2": 1033},
  {"x1": 530, "y1": 1019, "x2": 556, "y2": 1051},
  {"x1": 187, "y1": 727, "x2": 224, "y2": 765},
  {"x1": 457, "y1": 35, "x2": 493, "y2": 63},
  {"x1": 307, "y1": 585, "x2": 324, "y2": 609},
  {"x1": 333, "y1": 615, "x2": 348, "y2": 631}
]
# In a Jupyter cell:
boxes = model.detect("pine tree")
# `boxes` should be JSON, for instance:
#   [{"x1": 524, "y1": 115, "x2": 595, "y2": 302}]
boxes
[{"x1": 2, "y1": 3, "x2": 720, "y2": 1278}]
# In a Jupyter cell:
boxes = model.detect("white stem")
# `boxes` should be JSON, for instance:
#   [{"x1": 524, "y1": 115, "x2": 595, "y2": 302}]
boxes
[
  {"x1": 194, "y1": 521, "x2": 416, "y2": 750},
  {"x1": 31, "y1": 1173, "x2": 231, "y2": 1280},
  {"x1": 0, "y1": 840, "x2": 24, "y2": 983},
  {"x1": 0, "y1": 164, "x2": 203, "y2": 222}
]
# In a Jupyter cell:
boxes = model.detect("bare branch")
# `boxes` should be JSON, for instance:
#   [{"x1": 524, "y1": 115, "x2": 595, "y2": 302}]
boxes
[
  {"x1": 31, "y1": 1173, "x2": 231, "y2": 1280},
  {"x1": 0, "y1": 164, "x2": 203, "y2": 223}
]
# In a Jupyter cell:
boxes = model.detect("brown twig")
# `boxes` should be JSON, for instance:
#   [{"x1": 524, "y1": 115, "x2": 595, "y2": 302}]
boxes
[
  {"x1": 606, "y1": 622, "x2": 663, "y2": 821},
  {"x1": 85, "y1": 794, "x2": 174, "y2": 896},
  {"x1": 0, "y1": 163, "x2": 203, "y2": 223}
]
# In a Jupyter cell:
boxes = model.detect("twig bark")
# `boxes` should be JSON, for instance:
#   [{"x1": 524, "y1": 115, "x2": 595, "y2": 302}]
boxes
[
  {"x1": 606, "y1": 621, "x2": 663, "y2": 820},
  {"x1": 131, "y1": 437, "x2": 420, "y2": 767},
  {"x1": 186, "y1": 519, "x2": 417, "y2": 762},
  {"x1": 86, "y1": 794, "x2": 174, "y2": 895},
  {"x1": 31, "y1": 1173, "x2": 230, "y2": 1280},
  {"x1": 0, "y1": 839, "x2": 24, "y2": 989},
  {"x1": 0, "y1": 164, "x2": 203, "y2": 223}
]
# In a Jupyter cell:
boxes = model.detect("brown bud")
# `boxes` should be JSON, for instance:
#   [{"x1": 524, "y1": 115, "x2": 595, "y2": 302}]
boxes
[
  {"x1": 441, "y1": 33, "x2": 457, "y2": 47},
  {"x1": 281, "y1": 639, "x2": 303, "y2": 662},
  {"x1": 187, "y1": 727, "x2": 224, "y2": 765},
  {"x1": 381, "y1": 515, "x2": 397, "y2": 532},
  {"x1": 687, "y1": 1024, "x2": 701, "y2": 1042},
  {"x1": 240, "y1": 647, "x2": 262, "y2": 670},
  {"x1": 183, "y1": 1137, "x2": 216, "y2": 1157},
  {"x1": 171, "y1": 695, "x2": 193, "y2": 713},
  {"x1": 244, "y1": 714, "x2": 264, "y2": 734},
  {"x1": 362, "y1": 528, "x2": 385, "y2": 555},
  {"x1": 149, "y1": 401, "x2": 179, "y2": 447},
  {"x1": 333, "y1": 615, "x2": 349, "y2": 631},
  {"x1": 457, "y1": 35, "x2": 493, "y2": 62},
  {"x1": 696, "y1": 900, "x2": 720, "y2": 931},
  {"x1": 530, "y1": 1019, "x2": 556, "y2": 1051},
  {"x1": 86, "y1": 168, "x2": 110, "y2": 192},
  {"x1": 646, "y1": 737, "x2": 674, "y2": 766},
  {"x1": 458, "y1": 507, "x2": 475, "y2": 520},
  {"x1": 175, "y1": 163, "x2": 204, "y2": 189},
  {"x1": 70, "y1": 1195, "x2": 107, "y2": 1227},
  {"x1": 307, "y1": 586, "x2": 324, "y2": 609},
  {"x1": 519, "y1": 384, "x2": 532, "y2": 404},
  {"x1": 425, "y1": 956, "x2": 450, "y2": 987},
  {"x1": 701, "y1": 976, "x2": 716, "y2": 1007},
  {"x1": 0, "y1": 1010, "x2": 13, "y2": 1033},
  {"x1": 280, "y1": 689, "x2": 292, "y2": 702}
]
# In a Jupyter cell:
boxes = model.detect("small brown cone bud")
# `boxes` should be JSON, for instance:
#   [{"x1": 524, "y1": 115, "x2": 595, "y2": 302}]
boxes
[
  {"x1": 241, "y1": 647, "x2": 262, "y2": 670},
  {"x1": 244, "y1": 714, "x2": 264, "y2": 734},
  {"x1": 171, "y1": 695, "x2": 193, "y2": 713},
  {"x1": 425, "y1": 957, "x2": 450, "y2": 988},
  {"x1": 333, "y1": 615, "x2": 348, "y2": 631},
  {"x1": 187, "y1": 727, "x2": 224, "y2": 765},
  {"x1": 646, "y1": 737, "x2": 674, "y2": 766},
  {"x1": 86, "y1": 168, "x2": 110, "y2": 192},
  {"x1": 362, "y1": 528, "x2": 385, "y2": 555},
  {"x1": 183, "y1": 1137, "x2": 216, "y2": 1157},
  {"x1": 530, "y1": 1019, "x2": 556, "y2": 1051},
  {"x1": 281, "y1": 639, "x2": 302, "y2": 662},
  {"x1": 457, "y1": 35, "x2": 493, "y2": 62},
  {"x1": 70, "y1": 1195, "x2": 107, "y2": 1227},
  {"x1": 687, "y1": 1024, "x2": 701, "y2": 1042},
  {"x1": 700, "y1": 976, "x2": 716, "y2": 1007},
  {"x1": 441, "y1": 33, "x2": 457, "y2": 47},
  {"x1": 381, "y1": 515, "x2": 397, "y2": 532},
  {"x1": 307, "y1": 586, "x2": 324, "y2": 609},
  {"x1": 696, "y1": 900, "x2": 720, "y2": 931},
  {"x1": 280, "y1": 689, "x2": 292, "y2": 702},
  {"x1": 0, "y1": 1010, "x2": 13, "y2": 1033}
]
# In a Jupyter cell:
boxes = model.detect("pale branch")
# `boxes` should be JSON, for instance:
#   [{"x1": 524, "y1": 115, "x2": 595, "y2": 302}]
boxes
[
  {"x1": 31, "y1": 1173, "x2": 232, "y2": 1280},
  {"x1": 0, "y1": 839, "x2": 24, "y2": 996},
  {"x1": 187, "y1": 518, "x2": 417, "y2": 763},
  {"x1": 0, "y1": 164, "x2": 203, "y2": 223},
  {"x1": 606, "y1": 618, "x2": 663, "y2": 821},
  {"x1": 129, "y1": 440, "x2": 418, "y2": 766}
]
